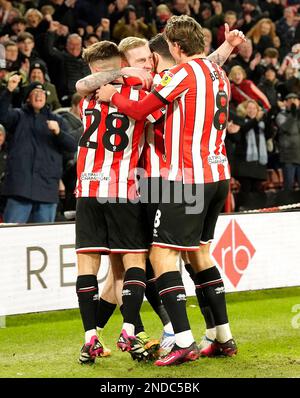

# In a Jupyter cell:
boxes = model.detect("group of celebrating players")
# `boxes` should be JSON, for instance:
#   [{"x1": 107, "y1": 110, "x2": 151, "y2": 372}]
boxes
[{"x1": 74, "y1": 15, "x2": 246, "y2": 367}]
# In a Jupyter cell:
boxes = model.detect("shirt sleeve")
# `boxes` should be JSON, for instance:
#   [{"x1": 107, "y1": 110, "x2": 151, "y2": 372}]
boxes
[
  {"x1": 138, "y1": 89, "x2": 165, "y2": 123},
  {"x1": 111, "y1": 91, "x2": 165, "y2": 121},
  {"x1": 151, "y1": 65, "x2": 189, "y2": 104}
]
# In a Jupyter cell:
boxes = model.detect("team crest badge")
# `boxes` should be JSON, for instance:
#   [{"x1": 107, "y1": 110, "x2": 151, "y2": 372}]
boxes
[{"x1": 160, "y1": 72, "x2": 174, "y2": 86}]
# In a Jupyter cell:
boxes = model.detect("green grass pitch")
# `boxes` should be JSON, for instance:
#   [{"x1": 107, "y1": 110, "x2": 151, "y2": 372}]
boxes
[{"x1": 0, "y1": 287, "x2": 300, "y2": 378}]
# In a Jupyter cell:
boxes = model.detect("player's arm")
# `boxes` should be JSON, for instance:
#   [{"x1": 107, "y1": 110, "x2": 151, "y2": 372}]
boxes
[
  {"x1": 207, "y1": 23, "x2": 246, "y2": 66},
  {"x1": 97, "y1": 67, "x2": 188, "y2": 120},
  {"x1": 76, "y1": 67, "x2": 153, "y2": 97},
  {"x1": 96, "y1": 84, "x2": 165, "y2": 121}
]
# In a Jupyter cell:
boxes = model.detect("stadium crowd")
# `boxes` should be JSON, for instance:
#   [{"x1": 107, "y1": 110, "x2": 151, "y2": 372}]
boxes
[{"x1": 0, "y1": 0, "x2": 300, "y2": 222}]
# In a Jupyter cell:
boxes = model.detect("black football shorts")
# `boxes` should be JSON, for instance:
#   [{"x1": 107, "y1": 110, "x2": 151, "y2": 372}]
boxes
[
  {"x1": 76, "y1": 197, "x2": 149, "y2": 254},
  {"x1": 151, "y1": 180, "x2": 229, "y2": 250}
]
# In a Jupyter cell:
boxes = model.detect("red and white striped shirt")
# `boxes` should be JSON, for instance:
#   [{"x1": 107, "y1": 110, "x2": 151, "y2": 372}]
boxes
[
  {"x1": 76, "y1": 84, "x2": 161, "y2": 199},
  {"x1": 153, "y1": 58, "x2": 231, "y2": 184},
  {"x1": 140, "y1": 72, "x2": 167, "y2": 178}
]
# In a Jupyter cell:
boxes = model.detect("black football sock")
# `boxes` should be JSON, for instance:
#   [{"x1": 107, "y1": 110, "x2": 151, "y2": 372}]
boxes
[
  {"x1": 195, "y1": 266, "x2": 228, "y2": 326},
  {"x1": 120, "y1": 303, "x2": 145, "y2": 335},
  {"x1": 96, "y1": 298, "x2": 117, "y2": 329},
  {"x1": 122, "y1": 267, "x2": 146, "y2": 327},
  {"x1": 145, "y1": 259, "x2": 171, "y2": 326},
  {"x1": 185, "y1": 262, "x2": 215, "y2": 329},
  {"x1": 184, "y1": 263, "x2": 196, "y2": 281},
  {"x1": 134, "y1": 313, "x2": 145, "y2": 335},
  {"x1": 76, "y1": 274, "x2": 99, "y2": 332},
  {"x1": 156, "y1": 271, "x2": 191, "y2": 334},
  {"x1": 195, "y1": 288, "x2": 216, "y2": 330}
]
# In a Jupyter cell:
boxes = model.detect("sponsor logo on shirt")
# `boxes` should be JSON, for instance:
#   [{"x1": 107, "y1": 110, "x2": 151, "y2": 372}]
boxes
[
  {"x1": 160, "y1": 71, "x2": 174, "y2": 87},
  {"x1": 207, "y1": 155, "x2": 227, "y2": 165},
  {"x1": 80, "y1": 172, "x2": 111, "y2": 181}
]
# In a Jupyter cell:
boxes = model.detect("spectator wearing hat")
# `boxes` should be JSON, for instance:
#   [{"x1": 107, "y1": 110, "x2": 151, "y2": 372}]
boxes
[
  {"x1": 0, "y1": 74, "x2": 76, "y2": 223},
  {"x1": 26, "y1": 62, "x2": 61, "y2": 110},
  {"x1": 276, "y1": 93, "x2": 300, "y2": 190}
]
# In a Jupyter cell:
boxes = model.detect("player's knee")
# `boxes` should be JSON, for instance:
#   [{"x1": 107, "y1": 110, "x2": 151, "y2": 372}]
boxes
[
  {"x1": 122, "y1": 253, "x2": 146, "y2": 270},
  {"x1": 77, "y1": 253, "x2": 100, "y2": 275}
]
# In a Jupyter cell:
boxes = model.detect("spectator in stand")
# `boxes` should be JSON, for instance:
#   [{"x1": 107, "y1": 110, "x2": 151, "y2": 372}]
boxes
[
  {"x1": 260, "y1": 0, "x2": 284, "y2": 23},
  {"x1": 276, "y1": 7, "x2": 299, "y2": 56},
  {"x1": 4, "y1": 40, "x2": 20, "y2": 72},
  {"x1": 276, "y1": 93, "x2": 300, "y2": 191},
  {"x1": 25, "y1": 8, "x2": 44, "y2": 31},
  {"x1": 217, "y1": 11, "x2": 238, "y2": 48},
  {"x1": 201, "y1": 1, "x2": 223, "y2": 33},
  {"x1": 238, "y1": 0, "x2": 262, "y2": 34},
  {"x1": 278, "y1": 43, "x2": 300, "y2": 79},
  {"x1": 0, "y1": 2, "x2": 21, "y2": 31},
  {"x1": 112, "y1": 5, "x2": 156, "y2": 42},
  {"x1": 94, "y1": 18, "x2": 111, "y2": 42},
  {"x1": 27, "y1": 62, "x2": 61, "y2": 110},
  {"x1": 248, "y1": 47, "x2": 281, "y2": 84},
  {"x1": 226, "y1": 39, "x2": 261, "y2": 82},
  {"x1": 0, "y1": 75, "x2": 77, "y2": 223},
  {"x1": 55, "y1": 92, "x2": 83, "y2": 212},
  {"x1": 277, "y1": 64, "x2": 300, "y2": 99},
  {"x1": 229, "y1": 65, "x2": 271, "y2": 111},
  {"x1": 259, "y1": 47, "x2": 281, "y2": 73},
  {"x1": 202, "y1": 27, "x2": 215, "y2": 55},
  {"x1": 155, "y1": 4, "x2": 172, "y2": 33},
  {"x1": 107, "y1": 0, "x2": 128, "y2": 35},
  {"x1": 45, "y1": 0, "x2": 77, "y2": 33},
  {"x1": 83, "y1": 33, "x2": 99, "y2": 48},
  {"x1": 171, "y1": 0, "x2": 199, "y2": 19},
  {"x1": 231, "y1": 100, "x2": 271, "y2": 207},
  {"x1": 246, "y1": 18, "x2": 280, "y2": 55},
  {"x1": 258, "y1": 65, "x2": 282, "y2": 108},
  {"x1": 24, "y1": 8, "x2": 50, "y2": 55},
  {"x1": 0, "y1": 16, "x2": 26, "y2": 40},
  {"x1": 44, "y1": 28, "x2": 89, "y2": 105},
  {"x1": 40, "y1": 5, "x2": 55, "y2": 20},
  {"x1": 16, "y1": 32, "x2": 46, "y2": 68},
  {"x1": 0, "y1": 123, "x2": 7, "y2": 220}
]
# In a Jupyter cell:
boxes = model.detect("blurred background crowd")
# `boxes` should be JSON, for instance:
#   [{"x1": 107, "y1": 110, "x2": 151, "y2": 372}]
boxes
[{"x1": 0, "y1": 0, "x2": 300, "y2": 222}]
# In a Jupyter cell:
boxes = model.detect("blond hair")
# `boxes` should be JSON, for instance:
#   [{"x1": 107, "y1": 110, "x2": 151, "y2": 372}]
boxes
[
  {"x1": 236, "y1": 100, "x2": 260, "y2": 117},
  {"x1": 118, "y1": 37, "x2": 148, "y2": 59},
  {"x1": 228, "y1": 65, "x2": 247, "y2": 81},
  {"x1": 246, "y1": 18, "x2": 277, "y2": 45}
]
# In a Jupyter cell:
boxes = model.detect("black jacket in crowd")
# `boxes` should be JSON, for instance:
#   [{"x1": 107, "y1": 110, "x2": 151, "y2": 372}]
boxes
[
  {"x1": 0, "y1": 89, "x2": 77, "y2": 203},
  {"x1": 277, "y1": 107, "x2": 300, "y2": 165}
]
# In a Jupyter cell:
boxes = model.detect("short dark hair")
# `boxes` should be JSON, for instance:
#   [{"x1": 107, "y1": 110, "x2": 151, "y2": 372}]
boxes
[
  {"x1": 17, "y1": 32, "x2": 34, "y2": 43},
  {"x1": 164, "y1": 15, "x2": 205, "y2": 56},
  {"x1": 149, "y1": 33, "x2": 173, "y2": 61},
  {"x1": 82, "y1": 41, "x2": 120, "y2": 64}
]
